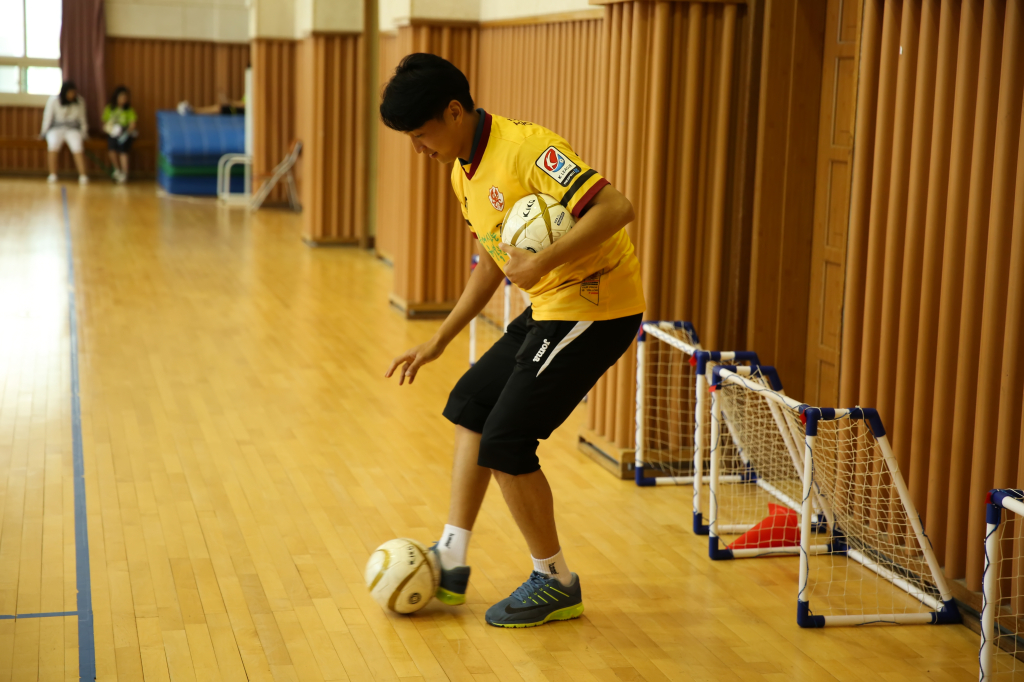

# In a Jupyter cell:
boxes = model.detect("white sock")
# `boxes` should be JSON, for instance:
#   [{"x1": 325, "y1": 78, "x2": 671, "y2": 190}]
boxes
[
  {"x1": 533, "y1": 549, "x2": 572, "y2": 586},
  {"x1": 437, "y1": 524, "x2": 471, "y2": 570}
]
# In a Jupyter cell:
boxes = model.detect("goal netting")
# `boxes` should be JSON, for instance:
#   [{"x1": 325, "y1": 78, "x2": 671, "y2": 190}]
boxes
[
  {"x1": 708, "y1": 366, "x2": 824, "y2": 559},
  {"x1": 981, "y1": 488, "x2": 1024, "y2": 678},
  {"x1": 797, "y1": 407, "x2": 960, "y2": 627},
  {"x1": 468, "y1": 255, "x2": 529, "y2": 366},
  {"x1": 633, "y1": 321, "x2": 758, "y2": 535}
]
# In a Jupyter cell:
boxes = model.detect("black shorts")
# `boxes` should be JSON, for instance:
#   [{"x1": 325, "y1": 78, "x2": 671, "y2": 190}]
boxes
[
  {"x1": 107, "y1": 135, "x2": 133, "y2": 153},
  {"x1": 443, "y1": 307, "x2": 642, "y2": 476}
]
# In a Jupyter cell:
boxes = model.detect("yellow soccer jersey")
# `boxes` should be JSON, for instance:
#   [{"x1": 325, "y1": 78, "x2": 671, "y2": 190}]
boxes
[{"x1": 451, "y1": 111, "x2": 645, "y2": 322}]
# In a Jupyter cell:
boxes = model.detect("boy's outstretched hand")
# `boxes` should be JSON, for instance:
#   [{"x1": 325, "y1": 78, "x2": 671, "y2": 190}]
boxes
[{"x1": 386, "y1": 339, "x2": 443, "y2": 385}]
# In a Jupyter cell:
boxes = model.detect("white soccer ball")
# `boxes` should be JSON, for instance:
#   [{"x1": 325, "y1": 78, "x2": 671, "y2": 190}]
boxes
[
  {"x1": 364, "y1": 538, "x2": 439, "y2": 614},
  {"x1": 501, "y1": 193, "x2": 576, "y2": 253}
]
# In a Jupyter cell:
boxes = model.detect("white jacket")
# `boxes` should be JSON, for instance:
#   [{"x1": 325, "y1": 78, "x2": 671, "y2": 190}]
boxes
[{"x1": 40, "y1": 95, "x2": 88, "y2": 136}]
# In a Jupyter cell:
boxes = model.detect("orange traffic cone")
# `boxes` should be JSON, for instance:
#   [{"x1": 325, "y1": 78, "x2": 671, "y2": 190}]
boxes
[{"x1": 728, "y1": 503, "x2": 800, "y2": 550}]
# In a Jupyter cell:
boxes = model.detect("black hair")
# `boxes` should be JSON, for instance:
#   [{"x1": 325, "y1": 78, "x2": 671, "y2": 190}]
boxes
[
  {"x1": 59, "y1": 81, "x2": 77, "y2": 106},
  {"x1": 109, "y1": 85, "x2": 131, "y2": 109},
  {"x1": 379, "y1": 53, "x2": 473, "y2": 132}
]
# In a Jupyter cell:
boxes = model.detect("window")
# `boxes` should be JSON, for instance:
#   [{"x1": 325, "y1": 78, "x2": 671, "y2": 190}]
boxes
[{"x1": 0, "y1": 0, "x2": 62, "y2": 104}]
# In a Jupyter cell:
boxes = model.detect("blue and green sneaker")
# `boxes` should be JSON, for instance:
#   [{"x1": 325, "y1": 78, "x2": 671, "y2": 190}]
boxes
[
  {"x1": 429, "y1": 543, "x2": 471, "y2": 606},
  {"x1": 485, "y1": 571, "x2": 584, "y2": 628}
]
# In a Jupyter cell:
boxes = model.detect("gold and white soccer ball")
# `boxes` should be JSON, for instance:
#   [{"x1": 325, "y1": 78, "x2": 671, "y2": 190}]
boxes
[
  {"x1": 500, "y1": 193, "x2": 576, "y2": 253},
  {"x1": 364, "y1": 538, "x2": 440, "y2": 614}
]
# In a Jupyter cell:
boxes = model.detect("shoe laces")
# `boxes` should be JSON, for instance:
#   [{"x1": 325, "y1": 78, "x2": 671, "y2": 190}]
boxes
[{"x1": 510, "y1": 571, "x2": 550, "y2": 603}]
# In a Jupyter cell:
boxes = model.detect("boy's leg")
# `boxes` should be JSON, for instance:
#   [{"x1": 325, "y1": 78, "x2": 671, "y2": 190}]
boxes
[
  {"x1": 491, "y1": 470, "x2": 557, "y2": 559},
  {"x1": 479, "y1": 313, "x2": 641, "y2": 627},
  {"x1": 433, "y1": 309, "x2": 531, "y2": 602},
  {"x1": 446, "y1": 425, "x2": 489, "y2": 531}
]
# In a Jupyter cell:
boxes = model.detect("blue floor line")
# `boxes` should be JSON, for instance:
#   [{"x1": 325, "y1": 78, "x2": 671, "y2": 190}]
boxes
[
  {"x1": 63, "y1": 187, "x2": 96, "y2": 681},
  {"x1": 0, "y1": 612, "x2": 80, "y2": 620}
]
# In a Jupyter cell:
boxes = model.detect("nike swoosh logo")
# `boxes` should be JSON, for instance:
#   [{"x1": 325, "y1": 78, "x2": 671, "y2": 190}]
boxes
[{"x1": 504, "y1": 602, "x2": 550, "y2": 615}]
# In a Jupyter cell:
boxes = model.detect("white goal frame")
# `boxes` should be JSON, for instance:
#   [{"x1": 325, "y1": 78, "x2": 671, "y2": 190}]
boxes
[
  {"x1": 981, "y1": 488, "x2": 1024, "y2": 679},
  {"x1": 633, "y1": 321, "x2": 758, "y2": 535},
  {"x1": 796, "y1": 406, "x2": 960, "y2": 627},
  {"x1": 707, "y1": 365, "x2": 825, "y2": 559}
]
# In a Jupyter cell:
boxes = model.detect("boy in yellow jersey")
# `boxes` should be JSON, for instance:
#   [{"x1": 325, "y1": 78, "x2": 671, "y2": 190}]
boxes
[{"x1": 382, "y1": 54, "x2": 644, "y2": 627}]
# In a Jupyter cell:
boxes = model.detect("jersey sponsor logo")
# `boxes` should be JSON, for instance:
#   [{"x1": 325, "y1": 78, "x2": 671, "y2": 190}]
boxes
[
  {"x1": 533, "y1": 338, "x2": 551, "y2": 362},
  {"x1": 489, "y1": 186, "x2": 505, "y2": 211},
  {"x1": 536, "y1": 146, "x2": 582, "y2": 187},
  {"x1": 543, "y1": 148, "x2": 564, "y2": 173}
]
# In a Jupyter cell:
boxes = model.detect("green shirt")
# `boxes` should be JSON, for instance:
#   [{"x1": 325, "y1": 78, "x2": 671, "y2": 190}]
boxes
[{"x1": 102, "y1": 105, "x2": 137, "y2": 128}]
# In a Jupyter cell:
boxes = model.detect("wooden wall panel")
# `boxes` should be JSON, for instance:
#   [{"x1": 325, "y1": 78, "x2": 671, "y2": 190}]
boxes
[
  {"x1": 476, "y1": 20, "x2": 603, "y2": 166},
  {"x1": 252, "y1": 39, "x2": 297, "y2": 205},
  {"x1": 376, "y1": 33, "x2": 403, "y2": 263},
  {"x1": 747, "y1": 0, "x2": 827, "y2": 398},
  {"x1": 297, "y1": 34, "x2": 369, "y2": 244},
  {"x1": 577, "y1": 1, "x2": 751, "y2": 451},
  {"x1": 376, "y1": 24, "x2": 478, "y2": 312},
  {"x1": 804, "y1": 0, "x2": 861, "y2": 407},
  {"x1": 835, "y1": 0, "x2": 1024, "y2": 589}
]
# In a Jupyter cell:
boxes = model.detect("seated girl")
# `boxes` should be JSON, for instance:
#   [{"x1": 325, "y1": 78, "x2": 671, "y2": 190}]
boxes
[
  {"x1": 103, "y1": 86, "x2": 138, "y2": 184},
  {"x1": 41, "y1": 81, "x2": 89, "y2": 184}
]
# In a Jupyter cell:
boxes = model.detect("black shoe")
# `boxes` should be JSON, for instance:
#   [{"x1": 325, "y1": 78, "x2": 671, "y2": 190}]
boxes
[
  {"x1": 485, "y1": 571, "x2": 584, "y2": 628},
  {"x1": 428, "y1": 543, "x2": 470, "y2": 605}
]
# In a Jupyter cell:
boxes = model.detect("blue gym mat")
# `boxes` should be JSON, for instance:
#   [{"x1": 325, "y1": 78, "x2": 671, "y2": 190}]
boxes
[{"x1": 157, "y1": 110, "x2": 245, "y2": 195}]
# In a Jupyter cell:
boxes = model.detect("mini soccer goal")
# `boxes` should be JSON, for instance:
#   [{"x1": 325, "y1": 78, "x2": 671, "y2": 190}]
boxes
[
  {"x1": 980, "y1": 488, "x2": 1024, "y2": 678},
  {"x1": 796, "y1": 406, "x2": 960, "y2": 627},
  {"x1": 633, "y1": 321, "x2": 759, "y2": 535},
  {"x1": 468, "y1": 255, "x2": 529, "y2": 366},
  {"x1": 707, "y1": 365, "x2": 821, "y2": 559}
]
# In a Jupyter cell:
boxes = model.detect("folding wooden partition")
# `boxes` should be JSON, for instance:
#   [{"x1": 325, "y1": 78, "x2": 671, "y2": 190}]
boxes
[
  {"x1": 375, "y1": 25, "x2": 478, "y2": 314},
  {"x1": 375, "y1": 33, "x2": 403, "y2": 265},
  {"x1": 582, "y1": 0, "x2": 753, "y2": 460},
  {"x1": 252, "y1": 39, "x2": 297, "y2": 206},
  {"x1": 476, "y1": 18, "x2": 604, "y2": 164},
  {"x1": 295, "y1": 34, "x2": 369, "y2": 244},
  {"x1": 838, "y1": 0, "x2": 1024, "y2": 589}
]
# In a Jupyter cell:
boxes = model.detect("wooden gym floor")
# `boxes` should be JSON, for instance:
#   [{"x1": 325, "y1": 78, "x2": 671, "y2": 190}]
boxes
[{"x1": 0, "y1": 178, "x2": 981, "y2": 680}]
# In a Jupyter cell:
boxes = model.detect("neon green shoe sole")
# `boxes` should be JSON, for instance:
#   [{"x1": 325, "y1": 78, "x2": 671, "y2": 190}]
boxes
[
  {"x1": 487, "y1": 601, "x2": 584, "y2": 628},
  {"x1": 435, "y1": 586, "x2": 466, "y2": 606}
]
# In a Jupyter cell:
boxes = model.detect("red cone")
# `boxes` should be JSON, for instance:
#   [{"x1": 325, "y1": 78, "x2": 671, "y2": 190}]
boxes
[{"x1": 727, "y1": 503, "x2": 800, "y2": 550}]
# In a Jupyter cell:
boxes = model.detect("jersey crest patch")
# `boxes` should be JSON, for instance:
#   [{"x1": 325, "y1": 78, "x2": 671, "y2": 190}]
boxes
[
  {"x1": 489, "y1": 186, "x2": 505, "y2": 211},
  {"x1": 536, "y1": 146, "x2": 582, "y2": 187}
]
